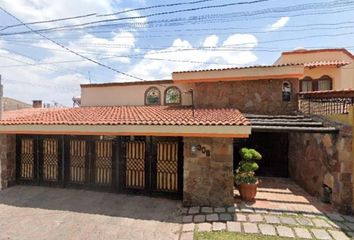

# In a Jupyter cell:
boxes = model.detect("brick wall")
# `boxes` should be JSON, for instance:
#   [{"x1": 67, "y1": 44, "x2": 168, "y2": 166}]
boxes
[
  {"x1": 288, "y1": 124, "x2": 353, "y2": 213},
  {"x1": 0, "y1": 135, "x2": 16, "y2": 189},
  {"x1": 194, "y1": 78, "x2": 299, "y2": 115},
  {"x1": 183, "y1": 137, "x2": 234, "y2": 207}
]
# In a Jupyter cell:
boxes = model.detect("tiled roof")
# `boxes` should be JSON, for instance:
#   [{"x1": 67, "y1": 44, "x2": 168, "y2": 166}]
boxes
[
  {"x1": 173, "y1": 61, "x2": 349, "y2": 74},
  {"x1": 1, "y1": 106, "x2": 250, "y2": 126},
  {"x1": 282, "y1": 48, "x2": 354, "y2": 59},
  {"x1": 299, "y1": 89, "x2": 354, "y2": 98}
]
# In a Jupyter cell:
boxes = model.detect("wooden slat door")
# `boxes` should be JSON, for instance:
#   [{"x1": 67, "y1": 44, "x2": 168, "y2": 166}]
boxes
[
  {"x1": 124, "y1": 140, "x2": 146, "y2": 190},
  {"x1": 42, "y1": 138, "x2": 61, "y2": 183},
  {"x1": 18, "y1": 138, "x2": 36, "y2": 182},
  {"x1": 69, "y1": 139, "x2": 87, "y2": 184},
  {"x1": 94, "y1": 140, "x2": 113, "y2": 186},
  {"x1": 156, "y1": 142, "x2": 179, "y2": 192}
]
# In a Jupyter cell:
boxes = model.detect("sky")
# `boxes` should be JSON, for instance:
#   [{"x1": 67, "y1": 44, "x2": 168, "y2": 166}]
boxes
[{"x1": 0, "y1": 0, "x2": 353, "y2": 106}]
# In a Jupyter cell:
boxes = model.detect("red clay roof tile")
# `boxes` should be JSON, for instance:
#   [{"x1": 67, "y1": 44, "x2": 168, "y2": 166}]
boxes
[{"x1": 1, "y1": 106, "x2": 250, "y2": 126}]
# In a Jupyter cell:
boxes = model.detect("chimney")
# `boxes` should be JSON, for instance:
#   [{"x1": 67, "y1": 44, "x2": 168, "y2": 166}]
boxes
[
  {"x1": 32, "y1": 100, "x2": 43, "y2": 108},
  {"x1": 0, "y1": 74, "x2": 3, "y2": 120}
]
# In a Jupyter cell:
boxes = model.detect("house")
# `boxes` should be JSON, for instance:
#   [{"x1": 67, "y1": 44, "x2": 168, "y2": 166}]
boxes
[{"x1": 0, "y1": 48, "x2": 353, "y2": 213}]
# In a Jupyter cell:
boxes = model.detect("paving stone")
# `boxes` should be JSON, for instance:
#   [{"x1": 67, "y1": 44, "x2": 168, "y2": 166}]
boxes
[
  {"x1": 264, "y1": 215, "x2": 280, "y2": 224},
  {"x1": 303, "y1": 213, "x2": 321, "y2": 218},
  {"x1": 182, "y1": 215, "x2": 193, "y2": 223},
  {"x1": 193, "y1": 215, "x2": 206, "y2": 223},
  {"x1": 226, "y1": 221, "x2": 241, "y2": 232},
  {"x1": 276, "y1": 226, "x2": 295, "y2": 238},
  {"x1": 212, "y1": 222, "x2": 226, "y2": 231},
  {"x1": 311, "y1": 229, "x2": 332, "y2": 240},
  {"x1": 227, "y1": 206, "x2": 236, "y2": 213},
  {"x1": 188, "y1": 207, "x2": 200, "y2": 214},
  {"x1": 206, "y1": 214, "x2": 219, "y2": 222},
  {"x1": 201, "y1": 207, "x2": 213, "y2": 213},
  {"x1": 294, "y1": 227, "x2": 312, "y2": 239},
  {"x1": 254, "y1": 209, "x2": 268, "y2": 214},
  {"x1": 180, "y1": 232, "x2": 194, "y2": 240},
  {"x1": 214, "y1": 207, "x2": 226, "y2": 213},
  {"x1": 248, "y1": 214, "x2": 263, "y2": 223},
  {"x1": 219, "y1": 213, "x2": 233, "y2": 221},
  {"x1": 258, "y1": 224, "x2": 276, "y2": 236},
  {"x1": 345, "y1": 222, "x2": 354, "y2": 231},
  {"x1": 327, "y1": 213, "x2": 345, "y2": 222},
  {"x1": 182, "y1": 223, "x2": 195, "y2": 232},
  {"x1": 234, "y1": 213, "x2": 247, "y2": 222},
  {"x1": 328, "y1": 230, "x2": 350, "y2": 240},
  {"x1": 297, "y1": 217, "x2": 313, "y2": 226},
  {"x1": 313, "y1": 218, "x2": 332, "y2": 228},
  {"x1": 280, "y1": 216, "x2": 297, "y2": 225},
  {"x1": 243, "y1": 223, "x2": 259, "y2": 234},
  {"x1": 328, "y1": 220, "x2": 350, "y2": 230},
  {"x1": 181, "y1": 208, "x2": 189, "y2": 215},
  {"x1": 240, "y1": 208, "x2": 254, "y2": 213},
  {"x1": 269, "y1": 211, "x2": 283, "y2": 215},
  {"x1": 196, "y1": 223, "x2": 212, "y2": 232},
  {"x1": 343, "y1": 215, "x2": 354, "y2": 223}
]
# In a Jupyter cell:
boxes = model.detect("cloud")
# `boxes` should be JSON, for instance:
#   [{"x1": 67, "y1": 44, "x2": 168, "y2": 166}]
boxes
[
  {"x1": 123, "y1": 34, "x2": 258, "y2": 81},
  {"x1": 267, "y1": 17, "x2": 290, "y2": 31}
]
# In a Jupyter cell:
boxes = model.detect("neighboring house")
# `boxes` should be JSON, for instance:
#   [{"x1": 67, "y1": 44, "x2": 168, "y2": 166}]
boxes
[
  {"x1": 2, "y1": 97, "x2": 31, "y2": 111},
  {"x1": 0, "y1": 48, "x2": 353, "y2": 213}
]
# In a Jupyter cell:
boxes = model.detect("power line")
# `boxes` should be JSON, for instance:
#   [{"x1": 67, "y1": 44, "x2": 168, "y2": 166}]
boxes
[
  {"x1": 0, "y1": 13, "x2": 97, "y2": 32},
  {"x1": 1, "y1": 1, "x2": 353, "y2": 37},
  {"x1": 99, "y1": 0, "x2": 216, "y2": 16},
  {"x1": 0, "y1": 6, "x2": 143, "y2": 81}
]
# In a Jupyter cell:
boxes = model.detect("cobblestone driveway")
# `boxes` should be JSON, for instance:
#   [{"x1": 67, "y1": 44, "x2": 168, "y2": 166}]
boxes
[{"x1": 0, "y1": 186, "x2": 182, "y2": 240}]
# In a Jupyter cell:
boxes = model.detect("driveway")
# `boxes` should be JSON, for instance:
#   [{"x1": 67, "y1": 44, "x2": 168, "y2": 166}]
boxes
[{"x1": 0, "y1": 186, "x2": 183, "y2": 240}]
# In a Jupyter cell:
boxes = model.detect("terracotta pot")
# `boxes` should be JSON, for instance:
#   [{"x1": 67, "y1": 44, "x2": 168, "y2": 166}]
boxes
[{"x1": 238, "y1": 182, "x2": 258, "y2": 202}]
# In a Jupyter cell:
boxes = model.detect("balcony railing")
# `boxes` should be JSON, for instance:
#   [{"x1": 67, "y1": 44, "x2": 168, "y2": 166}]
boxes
[{"x1": 298, "y1": 90, "x2": 354, "y2": 115}]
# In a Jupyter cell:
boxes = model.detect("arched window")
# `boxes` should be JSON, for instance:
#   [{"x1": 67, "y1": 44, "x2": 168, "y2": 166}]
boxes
[
  {"x1": 300, "y1": 76, "x2": 313, "y2": 92},
  {"x1": 164, "y1": 86, "x2": 182, "y2": 105},
  {"x1": 282, "y1": 81, "x2": 291, "y2": 101},
  {"x1": 318, "y1": 75, "x2": 332, "y2": 91},
  {"x1": 145, "y1": 87, "x2": 161, "y2": 105}
]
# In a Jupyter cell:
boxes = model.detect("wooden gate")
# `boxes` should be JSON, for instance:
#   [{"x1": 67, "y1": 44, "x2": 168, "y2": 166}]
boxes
[
  {"x1": 16, "y1": 135, "x2": 181, "y2": 197},
  {"x1": 17, "y1": 137, "x2": 36, "y2": 183},
  {"x1": 121, "y1": 137, "x2": 183, "y2": 195}
]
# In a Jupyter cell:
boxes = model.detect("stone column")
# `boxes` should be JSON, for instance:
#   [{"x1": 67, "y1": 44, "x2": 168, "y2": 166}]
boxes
[
  {"x1": 183, "y1": 137, "x2": 234, "y2": 207},
  {"x1": 0, "y1": 134, "x2": 16, "y2": 189}
]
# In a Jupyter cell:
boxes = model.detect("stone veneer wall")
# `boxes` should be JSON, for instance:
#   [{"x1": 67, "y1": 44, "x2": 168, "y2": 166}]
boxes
[
  {"x1": 0, "y1": 135, "x2": 16, "y2": 189},
  {"x1": 194, "y1": 78, "x2": 299, "y2": 115},
  {"x1": 288, "y1": 124, "x2": 353, "y2": 213},
  {"x1": 183, "y1": 137, "x2": 234, "y2": 207}
]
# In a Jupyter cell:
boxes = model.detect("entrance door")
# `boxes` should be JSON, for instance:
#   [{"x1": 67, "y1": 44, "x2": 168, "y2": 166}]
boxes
[
  {"x1": 40, "y1": 137, "x2": 62, "y2": 185},
  {"x1": 120, "y1": 136, "x2": 183, "y2": 196},
  {"x1": 17, "y1": 136, "x2": 37, "y2": 184},
  {"x1": 66, "y1": 136, "x2": 115, "y2": 190}
]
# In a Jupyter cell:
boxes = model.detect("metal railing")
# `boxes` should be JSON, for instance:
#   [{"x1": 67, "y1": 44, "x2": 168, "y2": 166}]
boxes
[{"x1": 298, "y1": 90, "x2": 354, "y2": 115}]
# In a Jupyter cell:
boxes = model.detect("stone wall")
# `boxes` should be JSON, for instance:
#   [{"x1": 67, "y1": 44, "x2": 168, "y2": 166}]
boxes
[
  {"x1": 194, "y1": 78, "x2": 299, "y2": 115},
  {"x1": 288, "y1": 124, "x2": 353, "y2": 213},
  {"x1": 0, "y1": 134, "x2": 16, "y2": 189},
  {"x1": 183, "y1": 137, "x2": 234, "y2": 207}
]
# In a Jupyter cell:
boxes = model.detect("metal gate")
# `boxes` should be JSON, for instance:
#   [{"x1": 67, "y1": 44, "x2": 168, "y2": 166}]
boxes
[
  {"x1": 121, "y1": 136, "x2": 183, "y2": 195},
  {"x1": 16, "y1": 135, "x2": 182, "y2": 197}
]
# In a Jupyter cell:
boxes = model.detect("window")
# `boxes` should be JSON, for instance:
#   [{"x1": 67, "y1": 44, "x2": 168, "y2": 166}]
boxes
[
  {"x1": 145, "y1": 87, "x2": 161, "y2": 105},
  {"x1": 300, "y1": 76, "x2": 333, "y2": 92},
  {"x1": 318, "y1": 75, "x2": 332, "y2": 91},
  {"x1": 282, "y1": 81, "x2": 291, "y2": 101},
  {"x1": 165, "y1": 86, "x2": 182, "y2": 105}
]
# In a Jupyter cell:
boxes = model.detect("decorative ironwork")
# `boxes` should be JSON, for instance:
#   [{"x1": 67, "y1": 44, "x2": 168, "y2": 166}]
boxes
[
  {"x1": 164, "y1": 86, "x2": 181, "y2": 105},
  {"x1": 94, "y1": 140, "x2": 113, "y2": 185},
  {"x1": 20, "y1": 138, "x2": 34, "y2": 180},
  {"x1": 145, "y1": 87, "x2": 161, "y2": 105},
  {"x1": 43, "y1": 138, "x2": 59, "y2": 182},
  {"x1": 125, "y1": 141, "x2": 146, "y2": 189},
  {"x1": 156, "y1": 142, "x2": 178, "y2": 192},
  {"x1": 299, "y1": 91, "x2": 354, "y2": 115},
  {"x1": 69, "y1": 140, "x2": 86, "y2": 184}
]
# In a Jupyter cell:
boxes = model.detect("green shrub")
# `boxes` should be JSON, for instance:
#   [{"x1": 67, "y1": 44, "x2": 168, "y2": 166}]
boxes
[{"x1": 235, "y1": 148, "x2": 262, "y2": 185}]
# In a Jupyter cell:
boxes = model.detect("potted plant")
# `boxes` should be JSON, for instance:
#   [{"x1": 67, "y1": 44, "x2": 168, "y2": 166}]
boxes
[{"x1": 234, "y1": 148, "x2": 262, "y2": 202}]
